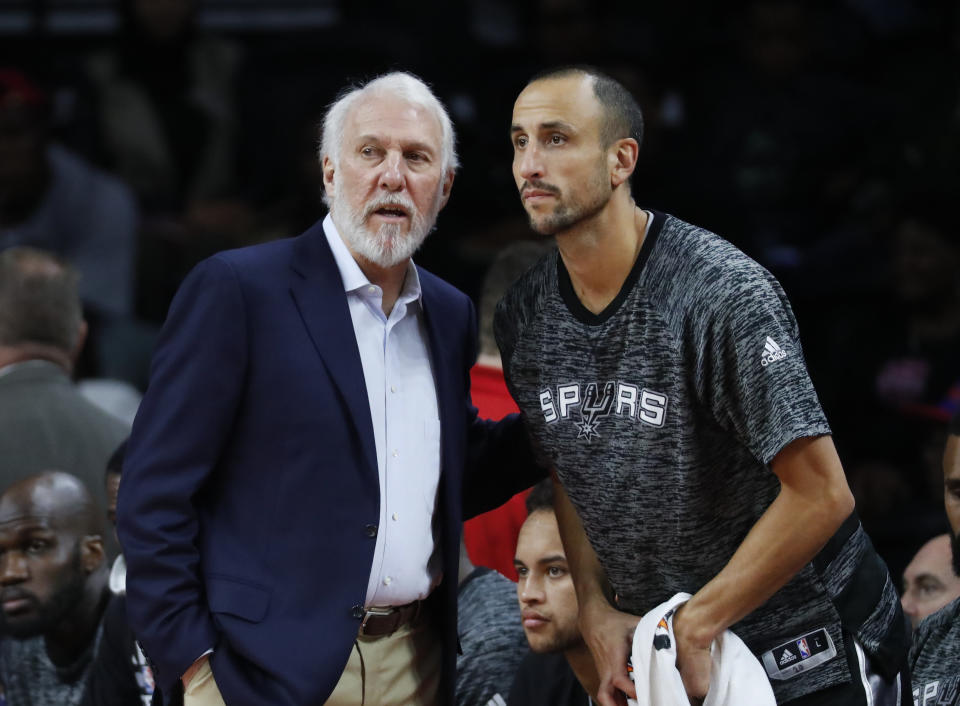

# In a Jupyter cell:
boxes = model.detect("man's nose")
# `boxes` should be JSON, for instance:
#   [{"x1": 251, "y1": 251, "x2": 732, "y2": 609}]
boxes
[
  {"x1": 900, "y1": 593, "x2": 918, "y2": 624},
  {"x1": 517, "y1": 144, "x2": 544, "y2": 182},
  {"x1": 378, "y1": 151, "x2": 405, "y2": 191},
  {"x1": 519, "y1": 576, "x2": 545, "y2": 603},
  {"x1": 0, "y1": 552, "x2": 28, "y2": 585}
]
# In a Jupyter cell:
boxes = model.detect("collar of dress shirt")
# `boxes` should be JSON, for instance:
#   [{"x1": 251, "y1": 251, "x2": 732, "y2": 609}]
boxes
[
  {"x1": 0, "y1": 358, "x2": 64, "y2": 379},
  {"x1": 321, "y1": 214, "x2": 423, "y2": 306}
]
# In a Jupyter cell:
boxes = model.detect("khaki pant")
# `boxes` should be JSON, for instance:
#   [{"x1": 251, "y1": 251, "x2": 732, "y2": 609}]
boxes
[
  {"x1": 183, "y1": 659, "x2": 226, "y2": 706},
  {"x1": 325, "y1": 619, "x2": 441, "y2": 706},
  {"x1": 182, "y1": 620, "x2": 440, "y2": 706}
]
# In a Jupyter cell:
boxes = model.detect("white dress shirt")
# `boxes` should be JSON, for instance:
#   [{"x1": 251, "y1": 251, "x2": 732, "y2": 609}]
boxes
[{"x1": 322, "y1": 215, "x2": 442, "y2": 607}]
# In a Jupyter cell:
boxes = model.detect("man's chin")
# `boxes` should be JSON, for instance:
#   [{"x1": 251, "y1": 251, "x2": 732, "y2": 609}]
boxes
[
  {"x1": 526, "y1": 215, "x2": 561, "y2": 237},
  {"x1": 0, "y1": 616, "x2": 45, "y2": 639}
]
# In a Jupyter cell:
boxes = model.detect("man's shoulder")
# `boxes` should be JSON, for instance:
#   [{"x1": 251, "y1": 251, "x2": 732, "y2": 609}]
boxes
[
  {"x1": 0, "y1": 362, "x2": 124, "y2": 427},
  {"x1": 911, "y1": 596, "x2": 960, "y2": 688},
  {"x1": 650, "y1": 212, "x2": 789, "y2": 320},
  {"x1": 207, "y1": 230, "x2": 309, "y2": 274},
  {"x1": 493, "y1": 249, "x2": 555, "y2": 334},
  {"x1": 186, "y1": 223, "x2": 326, "y2": 294},
  {"x1": 655, "y1": 213, "x2": 771, "y2": 289}
]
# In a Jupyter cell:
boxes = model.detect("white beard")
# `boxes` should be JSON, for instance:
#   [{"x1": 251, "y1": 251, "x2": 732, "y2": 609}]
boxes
[{"x1": 330, "y1": 178, "x2": 444, "y2": 269}]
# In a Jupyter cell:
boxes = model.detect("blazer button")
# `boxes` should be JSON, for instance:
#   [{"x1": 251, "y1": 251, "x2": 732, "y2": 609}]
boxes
[
  {"x1": 351, "y1": 604, "x2": 364, "y2": 619},
  {"x1": 365, "y1": 524, "x2": 378, "y2": 538}
]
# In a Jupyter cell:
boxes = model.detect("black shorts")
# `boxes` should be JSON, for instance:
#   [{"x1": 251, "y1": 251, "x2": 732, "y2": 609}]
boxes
[{"x1": 786, "y1": 634, "x2": 910, "y2": 706}]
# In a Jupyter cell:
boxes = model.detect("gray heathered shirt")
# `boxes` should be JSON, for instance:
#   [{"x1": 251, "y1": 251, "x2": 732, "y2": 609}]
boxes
[
  {"x1": 457, "y1": 568, "x2": 529, "y2": 706},
  {"x1": 909, "y1": 596, "x2": 960, "y2": 705},
  {"x1": 495, "y1": 211, "x2": 903, "y2": 703},
  {"x1": 0, "y1": 630, "x2": 101, "y2": 706}
]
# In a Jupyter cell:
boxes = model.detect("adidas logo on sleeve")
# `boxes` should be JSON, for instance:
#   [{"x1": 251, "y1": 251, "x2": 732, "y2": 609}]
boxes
[{"x1": 761, "y1": 336, "x2": 788, "y2": 367}]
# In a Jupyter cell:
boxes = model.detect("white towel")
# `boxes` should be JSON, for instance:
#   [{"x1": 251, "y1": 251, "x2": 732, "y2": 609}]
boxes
[{"x1": 628, "y1": 592, "x2": 776, "y2": 706}]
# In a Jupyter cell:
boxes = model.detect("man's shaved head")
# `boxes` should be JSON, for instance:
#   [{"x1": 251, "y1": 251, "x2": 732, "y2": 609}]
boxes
[{"x1": 0, "y1": 471, "x2": 103, "y2": 537}]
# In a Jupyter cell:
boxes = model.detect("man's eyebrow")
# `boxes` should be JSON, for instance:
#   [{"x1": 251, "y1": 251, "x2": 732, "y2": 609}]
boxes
[
  {"x1": 511, "y1": 121, "x2": 576, "y2": 135},
  {"x1": 401, "y1": 141, "x2": 437, "y2": 155},
  {"x1": 539, "y1": 121, "x2": 576, "y2": 132},
  {"x1": 536, "y1": 554, "x2": 567, "y2": 565}
]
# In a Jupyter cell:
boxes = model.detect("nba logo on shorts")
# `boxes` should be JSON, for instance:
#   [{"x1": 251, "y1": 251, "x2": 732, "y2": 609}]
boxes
[{"x1": 796, "y1": 638, "x2": 810, "y2": 659}]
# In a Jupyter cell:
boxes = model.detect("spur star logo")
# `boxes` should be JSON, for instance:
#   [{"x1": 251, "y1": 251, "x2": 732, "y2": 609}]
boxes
[{"x1": 539, "y1": 380, "x2": 668, "y2": 441}]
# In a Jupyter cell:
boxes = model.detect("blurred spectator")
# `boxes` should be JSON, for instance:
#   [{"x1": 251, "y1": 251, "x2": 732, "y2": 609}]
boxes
[
  {"x1": 685, "y1": 0, "x2": 884, "y2": 273},
  {"x1": 253, "y1": 105, "x2": 327, "y2": 242},
  {"x1": 902, "y1": 534, "x2": 960, "y2": 628},
  {"x1": 909, "y1": 410, "x2": 960, "y2": 703},
  {"x1": 82, "y1": 440, "x2": 157, "y2": 706},
  {"x1": 84, "y1": 0, "x2": 251, "y2": 323},
  {"x1": 456, "y1": 539, "x2": 528, "y2": 706},
  {"x1": 0, "y1": 68, "x2": 137, "y2": 319},
  {"x1": 0, "y1": 472, "x2": 110, "y2": 706},
  {"x1": 85, "y1": 0, "x2": 241, "y2": 214},
  {"x1": 507, "y1": 480, "x2": 598, "y2": 706},
  {"x1": 0, "y1": 247, "x2": 129, "y2": 556},
  {"x1": 464, "y1": 239, "x2": 552, "y2": 581},
  {"x1": 847, "y1": 199, "x2": 959, "y2": 476},
  {"x1": 873, "y1": 205, "x2": 960, "y2": 421}
]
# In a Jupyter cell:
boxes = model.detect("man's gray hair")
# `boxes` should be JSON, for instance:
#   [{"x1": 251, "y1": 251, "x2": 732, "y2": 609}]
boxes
[
  {"x1": 319, "y1": 71, "x2": 459, "y2": 193},
  {"x1": 0, "y1": 247, "x2": 83, "y2": 352}
]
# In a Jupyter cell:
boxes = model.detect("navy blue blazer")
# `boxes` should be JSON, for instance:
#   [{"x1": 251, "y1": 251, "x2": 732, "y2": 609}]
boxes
[{"x1": 117, "y1": 220, "x2": 542, "y2": 705}]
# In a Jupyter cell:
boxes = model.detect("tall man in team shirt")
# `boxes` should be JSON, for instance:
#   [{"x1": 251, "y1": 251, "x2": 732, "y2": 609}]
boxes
[{"x1": 495, "y1": 66, "x2": 909, "y2": 705}]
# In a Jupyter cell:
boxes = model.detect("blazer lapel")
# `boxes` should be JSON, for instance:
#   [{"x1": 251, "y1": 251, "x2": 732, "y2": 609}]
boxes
[{"x1": 289, "y1": 223, "x2": 379, "y2": 487}]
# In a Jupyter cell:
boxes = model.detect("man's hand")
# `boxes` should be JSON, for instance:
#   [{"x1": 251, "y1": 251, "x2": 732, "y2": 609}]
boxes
[
  {"x1": 580, "y1": 601, "x2": 640, "y2": 706},
  {"x1": 672, "y1": 603, "x2": 712, "y2": 705},
  {"x1": 181, "y1": 654, "x2": 209, "y2": 690}
]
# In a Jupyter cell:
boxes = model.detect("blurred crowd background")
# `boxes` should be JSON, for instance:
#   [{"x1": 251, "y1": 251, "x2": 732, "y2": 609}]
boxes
[{"x1": 1, "y1": 0, "x2": 957, "y2": 582}]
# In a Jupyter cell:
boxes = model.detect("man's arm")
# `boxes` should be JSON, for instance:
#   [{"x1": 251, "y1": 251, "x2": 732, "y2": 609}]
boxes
[
  {"x1": 459, "y1": 296, "x2": 548, "y2": 519},
  {"x1": 117, "y1": 256, "x2": 248, "y2": 694},
  {"x1": 552, "y1": 472, "x2": 639, "y2": 706},
  {"x1": 672, "y1": 434, "x2": 855, "y2": 700}
]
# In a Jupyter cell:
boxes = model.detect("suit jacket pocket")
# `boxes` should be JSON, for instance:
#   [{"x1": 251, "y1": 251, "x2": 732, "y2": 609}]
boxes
[{"x1": 206, "y1": 575, "x2": 271, "y2": 623}]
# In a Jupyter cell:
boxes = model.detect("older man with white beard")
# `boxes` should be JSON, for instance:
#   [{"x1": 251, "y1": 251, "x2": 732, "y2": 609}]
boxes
[{"x1": 117, "y1": 71, "x2": 543, "y2": 706}]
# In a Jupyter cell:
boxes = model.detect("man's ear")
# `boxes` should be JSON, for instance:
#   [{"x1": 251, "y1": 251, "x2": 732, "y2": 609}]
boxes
[
  {"x1": 322, "y1": 155, "x2": 335, "y2": 195},
  {"x1": 80, "y1": 535, "x2": 105, "y2": 573},
  {"x1": 437, "y1": 169, "x2": 456, "y2": 211},
  {"x1": 609, "y1": 137, "x2": 639, "y2": 189}
]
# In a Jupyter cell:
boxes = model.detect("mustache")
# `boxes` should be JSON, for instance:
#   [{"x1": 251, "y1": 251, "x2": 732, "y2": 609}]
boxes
[
  {"x1": 520, "y1": 180, "x2": 561, "y2": 196},
  {"x1": 363, "y1": 195, "x2": 417, "y2": 219},
  {"x1": 0, "y1": 587, "x2": 35, "y2": 604}
]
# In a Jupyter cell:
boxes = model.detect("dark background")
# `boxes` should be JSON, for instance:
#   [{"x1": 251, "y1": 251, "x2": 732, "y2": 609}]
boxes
[{"x1": 2, "y1": 0, "x2": 958, "y2": 580}]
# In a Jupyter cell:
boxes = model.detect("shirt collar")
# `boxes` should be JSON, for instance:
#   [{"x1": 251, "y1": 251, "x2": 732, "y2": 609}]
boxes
[
  {"x1": 0, "y1": 359, "x2": 64, "y2": 379},
  {"x1": 322, "y1": 214, "x2": 423, "y2": 305}
]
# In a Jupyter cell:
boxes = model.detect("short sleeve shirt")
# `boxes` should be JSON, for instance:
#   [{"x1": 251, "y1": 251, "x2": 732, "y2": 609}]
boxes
[{"x1": 495, "y1": 211, "x2": 902, "y2": 702}]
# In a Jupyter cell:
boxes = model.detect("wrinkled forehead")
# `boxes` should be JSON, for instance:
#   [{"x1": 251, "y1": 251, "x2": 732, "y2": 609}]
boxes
[
  {"x1": 343, "y1": 93, "x2": 444, "y2": 151},
  {"x1": 0, "y1": 510, "x2": 60, "y2": 538},
  {"x1": 0, "y1": 493, "x2": 76, "y2": 533}
]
